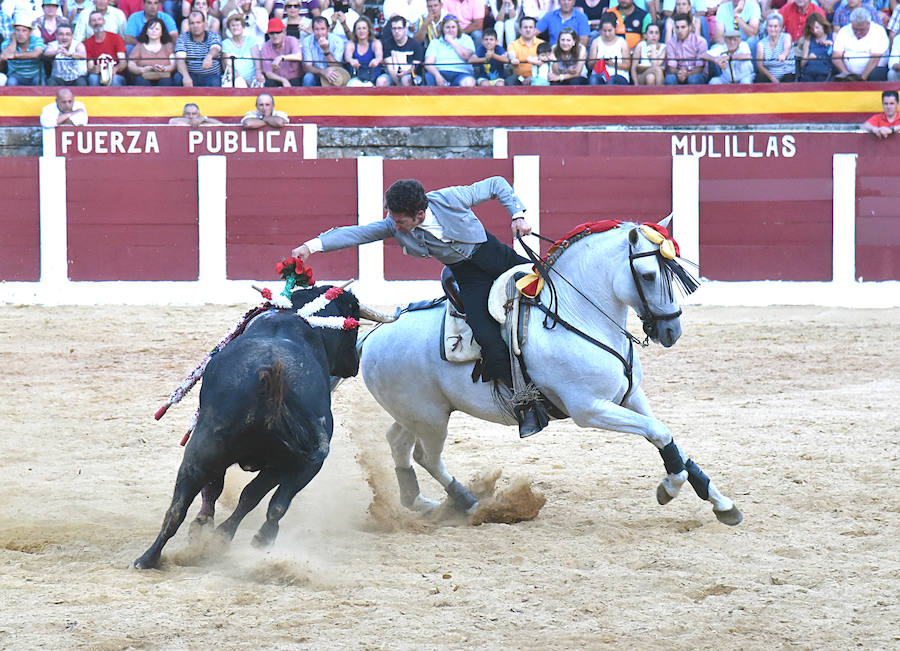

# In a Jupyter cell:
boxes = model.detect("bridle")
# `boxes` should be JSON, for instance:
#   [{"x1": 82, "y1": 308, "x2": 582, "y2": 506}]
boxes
[
  {"x1": 627, "y1": 244, "x2": 682, "y2": 338},
  {"x1": 515, "y1": 225, "x2": 694, "y2": 404}
]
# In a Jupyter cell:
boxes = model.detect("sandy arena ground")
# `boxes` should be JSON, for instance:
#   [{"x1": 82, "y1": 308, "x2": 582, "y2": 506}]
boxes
[{"x1": 0, "y1": 303, "x2": 898, "y2": 650}]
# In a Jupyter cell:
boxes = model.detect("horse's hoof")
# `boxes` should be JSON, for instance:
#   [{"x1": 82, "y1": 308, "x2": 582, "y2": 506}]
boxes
[
  {"x1": 411, "y1": 495, "x2": 440, "y2": 514},
  {"x1": 656, "y1": 482, "x2": 674, "y2": 505},
  {"x1": 714, "y1": 505, "x2": 743, "y2": 526}
]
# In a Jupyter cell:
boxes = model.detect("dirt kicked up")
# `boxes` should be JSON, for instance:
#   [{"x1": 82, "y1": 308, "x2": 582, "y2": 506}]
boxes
[{"x1": 0, "y1": 304, "x2": 897, "y2": 649}]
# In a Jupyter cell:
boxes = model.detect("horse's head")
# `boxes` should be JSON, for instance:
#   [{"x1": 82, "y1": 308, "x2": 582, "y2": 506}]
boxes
[{"x1": 624, "y1": 221, "x2": 699, "y2": 348}]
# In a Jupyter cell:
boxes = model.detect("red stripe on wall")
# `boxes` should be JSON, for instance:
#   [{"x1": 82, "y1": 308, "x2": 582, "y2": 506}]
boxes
[
  {"x1": 225, "y1": 158, "x2": 359, "y2": 280},
  {"x1": 65, "y1": 158, "x2": 199, "y2": 281},
  {"x1": 381, "y1": 160, "x2": 515, "y2": 281},
  {"x1": 0, "y1": 158, "x2": 40, "y2": 282}
]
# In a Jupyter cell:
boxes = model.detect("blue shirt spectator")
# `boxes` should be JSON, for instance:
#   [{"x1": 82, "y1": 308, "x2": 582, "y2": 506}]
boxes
[
  {"x1": 124, "y1": 0, "x2": 176, "y2": 46},
  {"x1": 536, "y1": 0, "x2": 590, "y2": 45},
  {"x1": 301, "y1": 24, "x2": 345, "y2": 69}
]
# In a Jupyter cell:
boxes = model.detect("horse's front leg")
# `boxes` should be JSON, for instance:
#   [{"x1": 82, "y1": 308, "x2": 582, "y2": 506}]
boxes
[
  {"x1": 570, "y1": 390, "x2": 742, "y2": 525},
  {"x1": 623, "y1": 389, "x2": 741, "y2": 524}
]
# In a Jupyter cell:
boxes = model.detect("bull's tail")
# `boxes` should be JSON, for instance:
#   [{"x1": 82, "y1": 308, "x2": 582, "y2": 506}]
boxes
[{"x1": 259, "y1": 361, "x2": 288, "y2": 429}]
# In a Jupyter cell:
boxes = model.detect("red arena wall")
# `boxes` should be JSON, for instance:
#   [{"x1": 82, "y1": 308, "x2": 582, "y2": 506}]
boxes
[
  {"x1": 856, "y1": 157, "x2": 900, "y2": 282},
  {"x1": 4, "y1": 128, "x2": 898, "y2": 288},
  {"x1": 509, "y1": 130, "x2": 900, "y2": 282},
  {"x1": 0, "y1": 158, "x2": 40, "y2": 282},
  {"x1": 65, "y1": 157, "x2": 199, "y2": 281},
  {"x1": 226, "y1": 158, "x2": 359, "y2": 281},
  {"x1": 536, "y1": 156, "x2": 673, "y2": 256}
]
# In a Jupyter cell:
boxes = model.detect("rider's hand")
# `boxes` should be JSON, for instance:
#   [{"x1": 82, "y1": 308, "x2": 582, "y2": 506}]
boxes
[
  {"x1": 292, "y1": 243, "x2": 312, "y2": 260},
  {"x1": 511, "y1": 216, "x2": 532, "y2": 236}
]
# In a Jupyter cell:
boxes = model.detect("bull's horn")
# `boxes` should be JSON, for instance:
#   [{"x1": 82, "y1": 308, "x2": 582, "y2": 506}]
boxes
[
  {"x1": 338, "y1": 278, "x2": 356, "y2": 290},
  {"x1": 358, "y1": 303, "x2": 398, "y2": 323}
]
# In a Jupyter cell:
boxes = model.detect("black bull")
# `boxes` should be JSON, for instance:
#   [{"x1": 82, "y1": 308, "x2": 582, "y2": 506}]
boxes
[{"x1": 134, "y1": 287, "x2": 361, "y2": 570}]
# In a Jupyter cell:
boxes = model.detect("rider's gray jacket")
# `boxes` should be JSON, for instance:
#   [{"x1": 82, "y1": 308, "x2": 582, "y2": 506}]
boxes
[{"x1": 316, "y1": 176, "x2": 526, "y2": 265}]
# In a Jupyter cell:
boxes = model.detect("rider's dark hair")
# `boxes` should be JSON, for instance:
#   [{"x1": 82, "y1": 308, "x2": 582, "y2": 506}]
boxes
[{"x1": 385, "y1": 179, "x2": 428, "y2": 216}]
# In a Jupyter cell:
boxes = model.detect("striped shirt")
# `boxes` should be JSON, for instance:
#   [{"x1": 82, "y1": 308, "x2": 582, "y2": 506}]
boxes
[{"x1": 174, "y1": 30, "x2": 222, "y2": 75}]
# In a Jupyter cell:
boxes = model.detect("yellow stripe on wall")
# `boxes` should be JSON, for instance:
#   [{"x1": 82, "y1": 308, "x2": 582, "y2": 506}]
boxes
[{"x1": 0, "y1": 90, "x2": 876, "y2": 119}]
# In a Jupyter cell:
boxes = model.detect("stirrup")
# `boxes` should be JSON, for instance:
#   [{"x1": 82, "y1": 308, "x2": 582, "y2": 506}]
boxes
[{"x1": 515, "y1": 402, "x2": 549, "y2": 438}]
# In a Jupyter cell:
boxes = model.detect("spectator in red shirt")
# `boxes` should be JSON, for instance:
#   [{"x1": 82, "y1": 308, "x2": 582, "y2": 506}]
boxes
[
  {"x1": 862, "y1": 89, "x2": 900, "y2": 139},
  {"x1": 779, "y1": 0, "x2": 825, "y2": 41},
  {"x1": 83, "y1": 9, "x2": 128, "y2": 84}
]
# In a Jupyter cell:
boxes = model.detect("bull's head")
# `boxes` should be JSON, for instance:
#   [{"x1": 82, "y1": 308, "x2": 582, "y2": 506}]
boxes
[{"x1": 292, "y1": 286, "x2": 362, "y2": 378}]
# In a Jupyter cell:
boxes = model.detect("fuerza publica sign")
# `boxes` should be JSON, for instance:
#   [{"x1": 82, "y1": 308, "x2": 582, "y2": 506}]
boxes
[{"x1": 55, "y1": 125, "x2": 305, "y2": 158}]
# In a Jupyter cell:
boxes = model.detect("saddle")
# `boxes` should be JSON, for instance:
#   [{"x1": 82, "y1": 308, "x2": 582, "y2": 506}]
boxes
[
  {"x1": 438, "y1": 265, "x2": 567, "y2": 422},
  {"x1": 438, "y1": 264, "x2": 534, "y2": 363}
]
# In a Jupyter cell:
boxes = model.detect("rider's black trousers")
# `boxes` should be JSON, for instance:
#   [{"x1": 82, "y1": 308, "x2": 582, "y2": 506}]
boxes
[{"x1": 447, "y1": 231, "x2": 529, "y2": 385}]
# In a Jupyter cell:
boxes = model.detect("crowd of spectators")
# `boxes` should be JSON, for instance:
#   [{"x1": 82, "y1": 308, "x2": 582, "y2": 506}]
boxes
[{"x1": 2, "y1": 0, "x2": 899, "y2": 85}]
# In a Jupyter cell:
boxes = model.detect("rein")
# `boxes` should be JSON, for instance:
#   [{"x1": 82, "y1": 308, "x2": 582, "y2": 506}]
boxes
[
  {"x1": 514, "y1": 225, "x2": 686, "y2": 404},
  {"x1": 516, "y1": 233, "x2": 649, "y2": 348}
]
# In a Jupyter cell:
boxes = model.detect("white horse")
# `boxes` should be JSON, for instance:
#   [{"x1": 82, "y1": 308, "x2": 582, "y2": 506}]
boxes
[{"x1": 359, "y1": 220, "x2": 743, "y2": 526}]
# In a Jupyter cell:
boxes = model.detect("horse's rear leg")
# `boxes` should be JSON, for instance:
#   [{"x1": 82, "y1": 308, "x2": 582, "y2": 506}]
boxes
[
  {"x1": 386, "y1": 422, "x2": 440, "y2": 513},
  {"x1": 406, "y1": 422, "x2": 478, "y2": 514}
]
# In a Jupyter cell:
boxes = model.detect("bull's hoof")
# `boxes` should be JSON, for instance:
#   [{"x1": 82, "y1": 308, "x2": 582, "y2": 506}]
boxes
[
  {"x1": 714, "y1": 505, "x2": 743, "y2": 526},
  {"x1": 189, "y1": 515, "x2": 214, "y2": 538},
  {"x1": 132, "y1": 553, "x2": 160, "y2": 570},
  {"x1": 251, "y1": 521, "x2": 278, "y2": 549},
  {"x1": 656, "y1": 482, "x2": 675, "y2": 505}
]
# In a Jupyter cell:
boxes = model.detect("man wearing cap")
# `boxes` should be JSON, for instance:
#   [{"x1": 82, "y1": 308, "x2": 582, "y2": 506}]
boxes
[
  {"x1": 240, "y1": 92, "x2": 289, "y2": 129},
  {"x1": 0, "y1": 15, "x2": 45, "y2": 85},
  {"x1": 123, "y1": 0, "x2": 176, "y2": 47},
  {"x1": 704, "y1": 26, "x2": 754, "y2": 82},
  {"x1": 174, "y1": 9, "x2": 221, "y2": 86},
  {"x1": 40, "y1": 88, "x2": 88, "y2": 126},
  {"x1": 260, "y1": 17, "x2": 303, "y2": 85},
  {"x1": 301, "y1": 14, "x2": 349, "y2": 85},
  {"x1": 72, "y1": 0, "x2": 125, "y2": 42}
]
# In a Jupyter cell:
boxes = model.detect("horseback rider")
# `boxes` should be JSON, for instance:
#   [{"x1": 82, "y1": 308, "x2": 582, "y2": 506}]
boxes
[{"x1": 291, "y1": 176, "x2": 547, "y2": 437}]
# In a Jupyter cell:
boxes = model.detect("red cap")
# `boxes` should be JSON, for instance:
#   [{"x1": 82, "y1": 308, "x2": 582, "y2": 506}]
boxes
[{"x1": 267, "y1": 17, "x2": 285, "y2": 32}]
